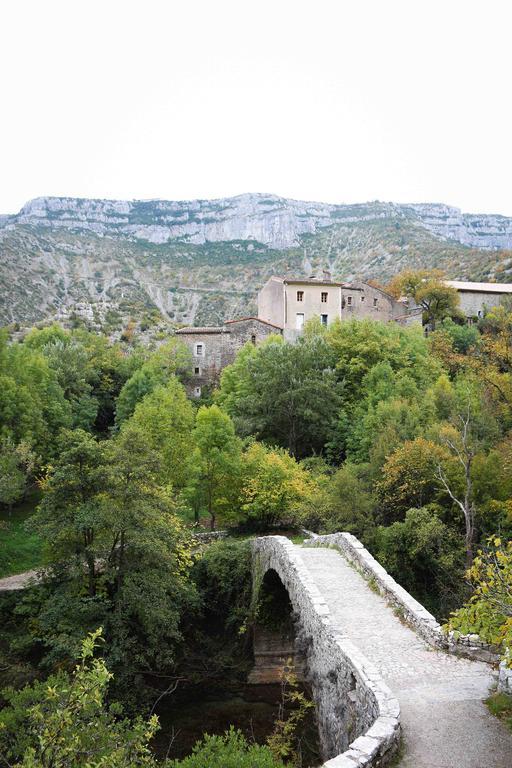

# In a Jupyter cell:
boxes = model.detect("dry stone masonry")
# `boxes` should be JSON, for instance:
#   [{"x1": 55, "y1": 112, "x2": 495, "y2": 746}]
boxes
[
  {"x1": 306, "y1": 533, "x2": 501, "y2": 665},
  {"x1": 252, "y1": 536, "x2": 401, "y2": 766},
  {"x1": 254, "y1": 534, "x2": 512, "y2": 767}
]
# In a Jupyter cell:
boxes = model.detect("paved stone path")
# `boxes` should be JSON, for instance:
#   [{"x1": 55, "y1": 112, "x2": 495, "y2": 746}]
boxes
[
  {"x1": 298, "y1": 545, "x2": 512, "y2": 768},
  {"x1": 0, "y1": 569, "x2": 40, "y2": 591}
]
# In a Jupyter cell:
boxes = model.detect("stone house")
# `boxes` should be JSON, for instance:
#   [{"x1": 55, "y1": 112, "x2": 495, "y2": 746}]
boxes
[
  {"x1": 175, "y1": 317, "x2": 282, "y2": 396},
  {"x1": 446, "y1": 280, "x2": 512, "y2": 321},
  {"x1": 257, "y1": 275, "x2": 419, "y2": 340}
]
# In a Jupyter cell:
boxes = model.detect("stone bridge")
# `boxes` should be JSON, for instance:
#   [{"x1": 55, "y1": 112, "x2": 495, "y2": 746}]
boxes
[{"x1": 252, "y1": 533, "x2": 512, "y2": 768}]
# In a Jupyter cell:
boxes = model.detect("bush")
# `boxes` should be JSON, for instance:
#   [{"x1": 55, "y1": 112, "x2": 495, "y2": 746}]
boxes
[{"x1": 167, "y1": 728, "x2": 285, "y2": 768}]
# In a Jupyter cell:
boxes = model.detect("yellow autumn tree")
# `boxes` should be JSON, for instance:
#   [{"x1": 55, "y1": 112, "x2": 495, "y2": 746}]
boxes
[
  {"x1": 376, "y1": 437, "x2": 450, "y2": 522},
  {"x1": 239, "y1": 442, "x2": 317, "y2": 529}
]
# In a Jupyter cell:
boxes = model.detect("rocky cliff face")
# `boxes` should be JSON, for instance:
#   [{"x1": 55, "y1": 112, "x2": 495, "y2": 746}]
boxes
[
  {"x1": 1, "y1": 193, "x2": 512, "y2": 331},
  {"x1": 404, "y1": 203, "x2": 512, "y2": 250},
  {"x1": 3, "y1": 194, "x2": 512, "y2": 251}
]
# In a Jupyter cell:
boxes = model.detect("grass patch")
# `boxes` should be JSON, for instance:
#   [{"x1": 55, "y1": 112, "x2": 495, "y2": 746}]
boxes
[
  {"x1": 0, "y1": 494, "x2": 44, "y2": 578},
  {"x1": 486, "y1": 692, "x2": 512, "y2": 732}
]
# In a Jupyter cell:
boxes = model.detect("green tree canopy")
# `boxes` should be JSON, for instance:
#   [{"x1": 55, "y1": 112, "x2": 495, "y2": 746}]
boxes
[
  {"x1": 128, "y1": 377, "x2": 194, "y2": 489},
  {"x1": 0, "y1": 629, "x2": 161, "y2": 768},
  {"x1": 217, "y1": 335, "x2": 341, "y2": 457},
  {"x1": 187, "y1": 406, "x2": 241, "y2": 530}
]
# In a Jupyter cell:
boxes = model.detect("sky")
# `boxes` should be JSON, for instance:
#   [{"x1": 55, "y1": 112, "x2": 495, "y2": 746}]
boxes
[{"x1": 2, "y1": 0, "x2": 511, "y2": 215}]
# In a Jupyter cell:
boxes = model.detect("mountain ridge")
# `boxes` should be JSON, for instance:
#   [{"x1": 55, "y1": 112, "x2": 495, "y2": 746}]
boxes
[
  {"x1": 3, "y1": 193, "x2": 512, "y2": 251},
  {"x1": 1, "y1": 193, "x2": 512, "y2": 332}
]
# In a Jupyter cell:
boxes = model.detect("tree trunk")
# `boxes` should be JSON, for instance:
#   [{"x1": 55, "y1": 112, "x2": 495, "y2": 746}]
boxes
[{"x1": 86, "y1": 554, "x2": 96, "y2": 597}]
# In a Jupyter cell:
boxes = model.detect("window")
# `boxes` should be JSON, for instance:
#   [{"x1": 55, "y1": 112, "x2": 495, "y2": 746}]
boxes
[
  {"x1": 321, "y1": 292, "x2": 328, "y2": 303},
  {"x1": 251, "y1": 334, "x2": 257, "y2": 345},
  {"x1": 297, "y1": 290, "x2": 304, "y2": 302},
  {"x1": 373, "y1": 297, "x2": 378, "y2": 307},
  {"x1": 194, "y1": 366, "x2": 201, "y2": 376},
  {"x1": 347, "y1": 296, "x2": 352, "y2": 306},
  {"x1": 321, "y1": 314, "x2": 328, "y2": 326},
  {"x1": 361, "y1": 295, "x2": 365, "y2": 302},
  {"x1": 194, "y1": 343, "x2": 204, "y2": 356},
  {"x1": 193, "y1": 386, "x2": 201, "y2": 398},
  {"x1": 296, "y1": 312, "x2": 305, "y2": 330}
]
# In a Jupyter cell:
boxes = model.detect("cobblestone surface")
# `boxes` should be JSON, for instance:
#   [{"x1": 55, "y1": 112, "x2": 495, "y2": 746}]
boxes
[{"x1": 299, "y1": 546, "x2": 512, "y2": 768}]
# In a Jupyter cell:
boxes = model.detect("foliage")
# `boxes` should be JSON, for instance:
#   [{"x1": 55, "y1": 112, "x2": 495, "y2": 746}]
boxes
[
  {"x1": 0, "y1": 329, "x2": 71, "y2": 459},
  {"x1": 375, "y1": 438, "x2": 449, "y2": 523},
  {"x1": 437, "y1": 318, "x2": 480, "y2": 354},
  {"x1": 27, "y1": 427, "x2": 197, "y2": 702},
  {"x1": 0, "y1": 629, "x2": 161, "y2": 767},
  {"x1": 265, "y1": 668, "x2": 314, "y2": 767},
  {"x1": 311, "y1": 462, "x2": 376, "y2": 540},
  {"x1": 186, "y1": 406, "x2": 241, "y2": 530},
  {"x1": 374, "y1": 507, "x2": 465, "y2": 616},
  {"x1": 448, "y1": 536, "x2": 512, "y2": 662},
  {"x1": 0, "y1": 439, "x2": 35, "y2": 514},
  {"x1": 217, "y1": 334, "x2": 342, "y2": 457},
  {"x1": 238, "y1": 442, "x2": 317, "y2": 529},
  {"x1": 115, "y1": 339, "x2": 191, "y2": 424},
  {"x1": 184, "y1": 540, "x2": 252, "y2": 675},
  {"x1": 128, "y1": 377, "x2": 194, "y2": 489},
  {"x1": 387, "y1": 269, "x2": 461, "y2": 328},
  {"x1": 167, "y1": 728, "x2": 285, "y2": 768}
]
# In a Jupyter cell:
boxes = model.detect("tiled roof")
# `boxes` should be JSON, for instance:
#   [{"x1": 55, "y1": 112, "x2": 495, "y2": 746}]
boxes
[
  {"x1": 283, "y1": 277, "x2": 353, "y2": 288},
  {"x1": 176, "y1": 326, "x2": 229, "y2": 334},
  {"x1": 446, "y1": 280, "x2": 512, "y2": 294},
  {"x1": 224, "y1": 316, "x2": 283, "y2": 330}
]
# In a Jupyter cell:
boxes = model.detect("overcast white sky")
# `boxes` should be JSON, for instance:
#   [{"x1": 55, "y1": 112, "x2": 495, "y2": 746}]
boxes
[{"x1": 2, "y1": 0, "x2": 511, "y2": 215}]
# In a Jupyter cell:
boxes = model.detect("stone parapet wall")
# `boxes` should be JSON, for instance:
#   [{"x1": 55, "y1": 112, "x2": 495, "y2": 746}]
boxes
[
  {"x1": 191, "y1": 530, "x2": 228, "y2": 543},
  {"x1": 305, "y1": 533, "x2": 501, "y2": 665},
  {"x1": 252, "y1": 536, "x2": 400, "y2": 767},
  {"x1": 498, "y1": 661, "x2": 512, "y2": 695}
]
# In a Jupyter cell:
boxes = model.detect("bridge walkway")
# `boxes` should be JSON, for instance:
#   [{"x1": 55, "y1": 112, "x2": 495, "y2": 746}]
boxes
[{"x1": 298, "y1": 545, "x2": 512, "y2": 768}]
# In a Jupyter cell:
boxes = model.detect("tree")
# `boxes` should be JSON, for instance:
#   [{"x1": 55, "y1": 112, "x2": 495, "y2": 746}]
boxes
[
  {"x1": 313, "y1": 462, "x2": 376, "y2": 539},
  {"x1": 239, "y1": 442, "x2": 316, "y2": 529},
  {"x1": 376, "y1": 438, "x2": 449, "y2": 523},
  {"x1": 115, "y1": 339, "x2": 191, "y2": 424},
  {"x1": 187, "y1": 406, "x2": 241, "y2": 530},
  {"x1": 128, "y1": 377, "x2": 194, "y2": 489},
  {"x1": 218, "y1": 335, "x2": 341, "y2": 457},
  {"x1": 0, "y1": 439, "x2": 36, "y2": 515},
  {"x1": 374, "y1": 507, "x2": 465, "y2": 616},
  {"x1": 448, "y1": 536, "x2": 512, "y2": 664},
  {"x1": 30, "y1": 425, "x2": 196, "y2": 688},
  {"x1": 33, "y1": 429, "x2": 108, "y2": 596},
  {"x1": 435, "y1": 409, "x2": 478, "y2": 567},
  {"x1": 168, "y1": 729, "x2": 285, "y2": 768},
  {"x1": 387, "y1": 269, "x2": 461, "y2": 329},
  {"x1": 0, "y1": 331, "x2": 71, "y2": 459},
  {"x1": 0, "y1": 629, "x2": 161, "y2": 767}
]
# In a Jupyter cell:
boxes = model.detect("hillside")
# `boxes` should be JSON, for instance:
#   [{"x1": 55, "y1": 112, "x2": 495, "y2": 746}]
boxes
[{"x1": 1, "y1": 193, "x2": 512, "y2": 329}]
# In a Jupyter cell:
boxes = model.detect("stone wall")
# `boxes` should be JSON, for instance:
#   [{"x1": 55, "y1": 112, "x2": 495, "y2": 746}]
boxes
[
  {"x1": 498, "y1": 661, "x2": 512, "y2": 695},
  {"x1": 252, "y1": 536, "x2": 400, "y2": 767},
  {"x1": 176, "y1": 318, "x2": 280, "y2": 395},
  {"x1": 305, "y1": 533, "x2": 501, "y2": 665}
]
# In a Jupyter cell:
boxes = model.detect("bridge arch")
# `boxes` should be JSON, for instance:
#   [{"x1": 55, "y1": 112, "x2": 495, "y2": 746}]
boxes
[{"x1": 252, "y1": 536, "x2": 400, "y2": 767}]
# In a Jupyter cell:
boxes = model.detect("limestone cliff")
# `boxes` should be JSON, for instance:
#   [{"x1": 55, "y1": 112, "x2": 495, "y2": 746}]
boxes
[
  {"x1": 1, "y1": 193, "x2": 511, "y2": 330},
  {"x1": 3, "y1": 194, "x2": 512, "y2": 250}
]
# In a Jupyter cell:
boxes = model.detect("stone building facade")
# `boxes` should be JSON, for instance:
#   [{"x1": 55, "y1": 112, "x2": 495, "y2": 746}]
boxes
[
  {"x1": 175, "y1": 316, "x2": 282, "y2": 396},
  {"x1": 258, "y1": 275, "x2": 419, "y2": 340},
  {"x1": 446, "y1": 280, "x2": 512, "y2": 321}
]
